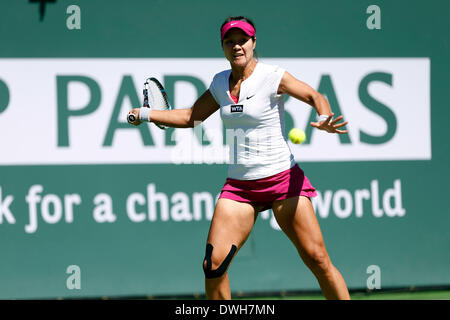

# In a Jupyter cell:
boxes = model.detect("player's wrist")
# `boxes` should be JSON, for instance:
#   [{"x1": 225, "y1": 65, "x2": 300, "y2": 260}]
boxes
[
  {"x1": 139, "y1": 107, "x2": 151, "y2": 122},
  {"x1": 317, "y1": 114, "x2": 330, "y2": 122}
]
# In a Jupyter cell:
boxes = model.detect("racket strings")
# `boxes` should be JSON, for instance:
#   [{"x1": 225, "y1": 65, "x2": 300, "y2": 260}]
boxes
[
  {"x1": 143, "y1": 78, "x2": 172, "y2": 130},
  {"x1": 147, "y1": 81, "x2": 170, "y2": 110}
]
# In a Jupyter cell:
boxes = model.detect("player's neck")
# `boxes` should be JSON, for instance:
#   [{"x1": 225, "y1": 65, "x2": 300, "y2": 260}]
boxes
[{"x1": 230, "y1": 59, "x2": 257, "y2": 83}]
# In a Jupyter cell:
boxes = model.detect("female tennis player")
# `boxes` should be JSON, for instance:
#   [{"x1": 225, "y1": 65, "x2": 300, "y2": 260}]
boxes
[{"x1": 128, "y1": 16, "x2": 350, "y2": 300}]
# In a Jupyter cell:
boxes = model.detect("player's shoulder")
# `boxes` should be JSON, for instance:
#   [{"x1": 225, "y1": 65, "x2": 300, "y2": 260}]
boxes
[
  {"x1": 213, "y1": 69, "x2": 231, "y2": 79},
  {"x1": 256, "y1": 61, "x2": 286, "y2": 76},
  {"x1": 256, "y1": 61, "x2": 280, "y2": 70},
  {"x1": 210, "y1": 69, "x2": 231, "y2": 87}
]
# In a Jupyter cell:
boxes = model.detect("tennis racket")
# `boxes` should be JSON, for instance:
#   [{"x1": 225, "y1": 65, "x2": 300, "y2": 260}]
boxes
[{"x1": 127, "y1": 77, "x2": 172, "y2": 129}]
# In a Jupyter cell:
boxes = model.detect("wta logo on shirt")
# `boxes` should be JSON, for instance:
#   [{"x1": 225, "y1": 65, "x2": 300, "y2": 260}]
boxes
[{"x1": 230, "y1": 105, "x2": 244, "y2": 113}]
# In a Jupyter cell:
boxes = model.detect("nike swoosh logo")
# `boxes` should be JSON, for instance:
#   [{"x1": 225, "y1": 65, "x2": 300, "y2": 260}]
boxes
[
  {"x1": 230, "y1": 23, "x2": 237, "y2": 26},
  {"x1": 246, "y1": 95, "x2": 255, "y2": 100}
]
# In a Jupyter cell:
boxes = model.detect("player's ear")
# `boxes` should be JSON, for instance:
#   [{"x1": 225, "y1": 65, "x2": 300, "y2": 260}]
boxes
[{"x1": 251, "y1": 37, "x2": 257, "y2": 57}]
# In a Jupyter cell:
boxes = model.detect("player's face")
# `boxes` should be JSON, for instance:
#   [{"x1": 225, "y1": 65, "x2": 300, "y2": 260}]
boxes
[{"x1": 222, "y1": 29, "x2": 255, "y2": 67}]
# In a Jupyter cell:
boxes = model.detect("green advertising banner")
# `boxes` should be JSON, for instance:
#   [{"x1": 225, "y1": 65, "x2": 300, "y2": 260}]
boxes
[{"x1": 0, "y1": 0, "x2": 449, "y2": 299}]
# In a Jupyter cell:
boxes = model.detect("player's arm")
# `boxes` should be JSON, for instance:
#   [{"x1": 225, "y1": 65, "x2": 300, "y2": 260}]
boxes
[
  {"x1": 186, "y1": 90, "x2": 220, "y2": 127},
  {"x1": 129, "y1": 90, "x2": 219, "y2": 128},
  {"x1": 278, "y1": 71, "x2": 348, "y2": 134}
]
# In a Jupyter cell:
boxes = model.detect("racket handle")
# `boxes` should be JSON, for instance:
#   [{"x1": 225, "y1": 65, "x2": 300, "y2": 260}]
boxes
[{"x1": 127, "y1": 113, "x2": 136, "y2": 123}]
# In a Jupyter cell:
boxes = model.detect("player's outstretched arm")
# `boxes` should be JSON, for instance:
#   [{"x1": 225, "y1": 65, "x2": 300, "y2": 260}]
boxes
[
  {"x1": 278, "y1": 71, "x2": 348, "y2": 134},
  {"x1": 128, "y1": 90, "x2": 219, "y2": 128}
]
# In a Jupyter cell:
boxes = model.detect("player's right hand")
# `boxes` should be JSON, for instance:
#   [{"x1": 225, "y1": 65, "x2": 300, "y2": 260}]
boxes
[{"x1": 127, "y1": 108, "x2": 142, "y2": 126}]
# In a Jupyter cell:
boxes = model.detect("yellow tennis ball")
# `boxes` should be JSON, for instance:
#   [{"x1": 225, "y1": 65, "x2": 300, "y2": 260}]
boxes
[{"x1": 289, "y1": 128, "x2": 306, "y2": 144}]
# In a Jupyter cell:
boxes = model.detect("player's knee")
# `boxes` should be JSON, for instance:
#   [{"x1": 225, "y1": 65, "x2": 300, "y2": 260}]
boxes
[
  {"x1": 303, "y1": 247, "x2": 331, "y2": 275},
  {"x1": 202, "y1": 243, "x2": 237, "y2": 279}
]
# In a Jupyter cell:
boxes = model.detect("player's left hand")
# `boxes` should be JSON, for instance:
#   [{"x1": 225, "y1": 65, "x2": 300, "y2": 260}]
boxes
[{"x1": 310, "y1": 113, "x2": 348, "y2": 134}]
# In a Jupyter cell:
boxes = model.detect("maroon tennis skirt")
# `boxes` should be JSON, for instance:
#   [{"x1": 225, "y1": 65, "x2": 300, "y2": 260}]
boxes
[{"x1": 219, "y1": 164, "x2": 317, "y2": 212}]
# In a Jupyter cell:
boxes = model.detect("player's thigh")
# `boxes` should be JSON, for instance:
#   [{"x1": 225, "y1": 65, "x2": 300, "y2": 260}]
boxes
[
  {"x1": 206, "y1": 198, "x2": 258, "y2": 255},
  {"x1": 272, "y1": 196, "x2": 328, "y2": 257}
]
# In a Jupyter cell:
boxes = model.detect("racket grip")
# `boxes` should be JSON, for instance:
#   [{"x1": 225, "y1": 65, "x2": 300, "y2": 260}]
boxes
[{"x1": 127, "y1": 113, "x2": 136, "y2": 123}]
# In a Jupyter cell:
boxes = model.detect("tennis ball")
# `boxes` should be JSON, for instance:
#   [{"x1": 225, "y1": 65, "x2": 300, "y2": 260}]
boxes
[{"x1": 288, "y1": 128, "x2": 306, "y2": 144}]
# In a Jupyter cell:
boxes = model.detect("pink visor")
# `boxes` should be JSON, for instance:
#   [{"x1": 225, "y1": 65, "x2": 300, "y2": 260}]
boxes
[{"x1": 220, "y1": 20, "x2": 256, "y2": 40}]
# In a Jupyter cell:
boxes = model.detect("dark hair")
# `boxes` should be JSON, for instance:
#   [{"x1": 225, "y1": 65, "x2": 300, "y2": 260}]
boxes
[{"x1": 220, "y1": 16, "x2": 258, "y2": 58}]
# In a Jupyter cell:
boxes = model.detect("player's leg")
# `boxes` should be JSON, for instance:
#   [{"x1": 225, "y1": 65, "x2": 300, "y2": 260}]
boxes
[
  {"x1": 203, "y1": 198, "x2": 259, "y2": 300},
  {"x1": 272, "y1": 196, "x2": 350, "y2": 300}
]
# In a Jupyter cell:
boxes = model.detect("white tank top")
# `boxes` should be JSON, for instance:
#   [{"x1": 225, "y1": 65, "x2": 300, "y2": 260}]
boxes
[{"x1": 209, "y1": 62, "x2": 296, "y2": 180}]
